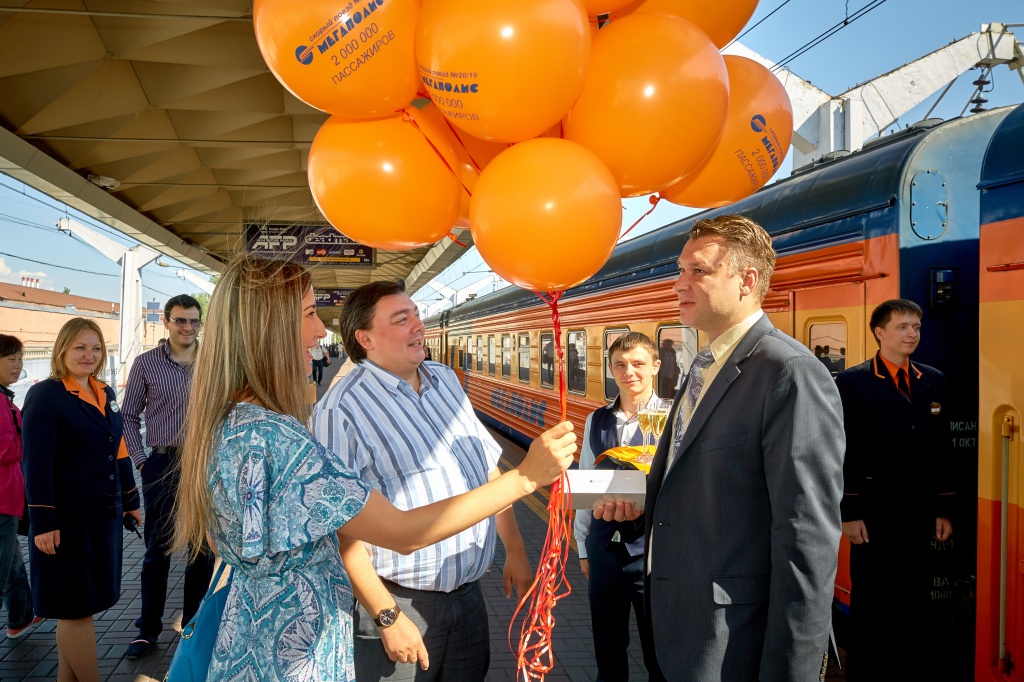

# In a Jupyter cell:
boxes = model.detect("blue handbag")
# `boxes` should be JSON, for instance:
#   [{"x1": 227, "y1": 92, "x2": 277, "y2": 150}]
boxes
[{"x1": 166, "y1": 560, "x2": 232, "y2": 682}]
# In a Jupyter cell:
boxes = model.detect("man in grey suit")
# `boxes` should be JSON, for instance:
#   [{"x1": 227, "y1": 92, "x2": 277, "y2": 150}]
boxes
[{"x1": 601, "y1": 215, "x2": 845, "y2": 680}]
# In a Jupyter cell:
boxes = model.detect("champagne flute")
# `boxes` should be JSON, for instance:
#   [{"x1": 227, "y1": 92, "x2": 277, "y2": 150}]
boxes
[
  {"x1": 651, "y1": 399, "x2": 673, "y2": 450},
  {"x1": 637, "y1": 409, "x2": 654, "y2": 459}
]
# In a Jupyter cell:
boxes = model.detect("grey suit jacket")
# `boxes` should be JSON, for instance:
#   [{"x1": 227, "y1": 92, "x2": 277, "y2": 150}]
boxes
[{"x1": 644, "y1": 314, "x2": 844, "y2": 682}]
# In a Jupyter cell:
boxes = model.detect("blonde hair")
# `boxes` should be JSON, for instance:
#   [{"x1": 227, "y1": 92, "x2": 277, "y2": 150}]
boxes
[
  {"x1": 50, "y1": 318, "x2": 107, "y2": 379},
  {"x1": 689, "y1": 214, "x2": 776, "y2": 302},
  {"x1": 172, "y1": 254, "x2": 313, "y2": 561}
]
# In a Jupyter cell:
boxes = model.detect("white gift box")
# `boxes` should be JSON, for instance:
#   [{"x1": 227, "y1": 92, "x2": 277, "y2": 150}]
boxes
[{"x1": 563, "y1": 469, "x2": 647, "y2": 510}]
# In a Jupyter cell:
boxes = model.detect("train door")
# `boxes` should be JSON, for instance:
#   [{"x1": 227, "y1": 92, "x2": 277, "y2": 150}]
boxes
[
  {"x1": 976, "y1": 102, "x2": 1024, "y2": 680},
  {"x1": 792, "y1": 282, "x2": 865, "y2": 617},
  {"x1": 517, "y1": 334, "x2": 530, "y2": 385}
]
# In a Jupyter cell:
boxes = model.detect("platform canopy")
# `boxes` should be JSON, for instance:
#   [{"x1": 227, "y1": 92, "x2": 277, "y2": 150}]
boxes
[{"x1": 0, "y1": 2, "x2": 475, "y2": 327}]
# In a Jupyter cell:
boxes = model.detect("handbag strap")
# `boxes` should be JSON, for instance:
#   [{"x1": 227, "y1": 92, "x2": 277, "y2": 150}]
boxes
[
  {"x1": 204, "y1": 560, "x2": 229, "y2": 602},
  {"x1": 181, "y1": 560, "x2": 231, "y2": 638}
]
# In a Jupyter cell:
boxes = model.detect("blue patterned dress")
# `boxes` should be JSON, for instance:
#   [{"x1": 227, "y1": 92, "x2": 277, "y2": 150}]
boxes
[{"x1": 206, "y1": 403, "x2": 371, "y2": 681}]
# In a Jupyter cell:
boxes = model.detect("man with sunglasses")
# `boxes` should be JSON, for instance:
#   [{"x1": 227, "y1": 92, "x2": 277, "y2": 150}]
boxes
[{"x1": 121, "y1": 294, "x2": 215, "y2": 660}]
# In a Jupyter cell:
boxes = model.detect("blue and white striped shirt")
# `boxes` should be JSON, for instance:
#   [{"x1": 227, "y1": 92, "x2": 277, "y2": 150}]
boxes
[
  {"x1": 122, "y1": 344, "x2": 193, "y2": 468},
  {"x1": 311, "y1": 359, "x2": 502, "y2": 592}
]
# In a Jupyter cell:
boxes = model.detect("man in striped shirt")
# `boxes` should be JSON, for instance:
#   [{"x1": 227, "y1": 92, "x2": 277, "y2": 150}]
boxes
[
  {"x1": 121, "y1": 294, "x2": 215, "y2": 660},
  {"x1": 313, "y1": 280, "x2": 550, "y2": 681}
]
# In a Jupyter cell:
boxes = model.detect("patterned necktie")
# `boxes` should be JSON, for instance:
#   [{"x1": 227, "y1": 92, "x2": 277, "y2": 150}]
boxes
[
  {"x1": 667, "y1": 347, "x2": 715, "y2": 469},
  {"x1": 897, "y1": 367, "x2": 911, "y2": 400}
]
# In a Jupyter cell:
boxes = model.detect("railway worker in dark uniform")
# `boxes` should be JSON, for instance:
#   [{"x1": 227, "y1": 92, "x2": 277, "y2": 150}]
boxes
[
  {"x1": 312, "y1": 279, "x2": 576, "y2": 681},
  {"x1": 573, "y1": 331, "x2": 666, "y2": 682},
  {"x1": 835, "y1": 298, "x2": 955, "y2": 680},
  {"x1": 121, "y1": 294, "x2": 215, "y2": 660}
]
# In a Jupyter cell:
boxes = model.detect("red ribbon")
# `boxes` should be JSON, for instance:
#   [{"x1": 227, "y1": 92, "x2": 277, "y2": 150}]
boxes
[
  {"x1": 618, "y1": 195, "x2": 661, "y2": 241},
  {"x1": 401, "y1": 109, "x2": 472, "y2": 249},
  {"x1": 510, "y1": 290, "x2": 573, "y2": 680}
]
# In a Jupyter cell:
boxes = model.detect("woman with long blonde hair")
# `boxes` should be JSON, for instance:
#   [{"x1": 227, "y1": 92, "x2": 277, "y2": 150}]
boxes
[
  {"x1": 172, "y1": 255, "x2": 575, "y2": 681},
  {"x1": 22, "y1": 318, "x2": 141, "y2": 682}
]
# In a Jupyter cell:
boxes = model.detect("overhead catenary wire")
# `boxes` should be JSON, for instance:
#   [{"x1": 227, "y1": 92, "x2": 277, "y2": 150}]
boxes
[
  {"x1": 772, "y1": 0, "x2": 891, "y2": 73},
  {"x1": 723, "y1": 0, "x2": 797, "y2": 51}
]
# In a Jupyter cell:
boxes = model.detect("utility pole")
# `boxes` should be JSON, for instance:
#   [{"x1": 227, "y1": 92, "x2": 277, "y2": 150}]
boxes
[
  {"x1": 57, "y1": 218, "x2": 158, "y2": 390},
  {"x1": 175, "y1": 269, "x2": 215, "y2": 295}
]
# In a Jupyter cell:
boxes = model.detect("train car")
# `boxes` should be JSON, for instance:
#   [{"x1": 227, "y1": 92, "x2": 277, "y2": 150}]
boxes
[
  {"x1": 976, "y1": 102, "x2": 1024, "y2": 681},
  {"x1": 424, "y1": 103, "x2": 1024, "y2": 678}
]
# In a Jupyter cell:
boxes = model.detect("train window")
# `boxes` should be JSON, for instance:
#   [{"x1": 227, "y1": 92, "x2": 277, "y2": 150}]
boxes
[
  {"x1": 656, "y1": 326, "x2": 699, "y2": 398},
  {"x1": 518, "y1": 334, "x2": 530, "y2": 383},
  {"x1": 476, "y1": 336, "x2": 483, "y2": 372},
  {"x1": 603, "y1": 328, "x2": 630, "y2": 401},
  {"x1": 540, "y1": 332, "x2": 554, "y2": 388},
  {"x1": 809, "y1": 323, "x2": 847, "y2": 377},
  {"x1": 501, "y1": 335, "x2": 511, "y2": 379},
  {"x1": 567, "y1": 331, "x2": 586, "y2": 395},
  {"x1": 488, "y1": 335, "x2": 496, "y2": 375}
]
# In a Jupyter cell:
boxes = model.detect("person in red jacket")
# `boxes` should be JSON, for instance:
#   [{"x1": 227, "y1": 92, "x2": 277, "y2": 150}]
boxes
[{"x1": 0, "y1": 334, "x2": 41, "y2": 639}]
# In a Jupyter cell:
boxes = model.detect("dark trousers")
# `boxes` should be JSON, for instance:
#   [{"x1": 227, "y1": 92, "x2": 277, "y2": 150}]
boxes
[
  {"x1": 311, "y1": 358, "x2": 325, "y2": 384},
  {"x1": 587, "y1": 541, "x2": 665, "y2": 682},
  {"x1": 136, "y1": 449, "x2": 214, "y2": 640},
  {"x1": 846, "y1": 516, "x2": 935, "y2": 680},
  {"x1": 354, "y1": 579, "x2": 488, "y2": 681},
  {"x1": 0, "y1": 514, "x2": 33, "y2": 629}
]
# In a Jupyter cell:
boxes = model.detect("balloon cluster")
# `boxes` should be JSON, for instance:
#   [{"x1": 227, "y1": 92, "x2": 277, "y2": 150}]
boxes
[{"x1": 254, "y1": 0, "x2": 791, "y2": 292}]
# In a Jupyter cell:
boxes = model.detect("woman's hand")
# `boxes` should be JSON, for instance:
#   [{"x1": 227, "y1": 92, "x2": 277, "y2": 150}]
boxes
[
  {"x1": 34, "y1": 530, "x2": 60, "y2": 555},
  {"x1": 519, "y1": 421, "x2": 576, "y2": 489}
]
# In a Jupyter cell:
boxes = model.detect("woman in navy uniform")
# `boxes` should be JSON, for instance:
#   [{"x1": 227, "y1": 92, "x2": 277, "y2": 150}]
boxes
[{"x1": 22, "y1": 318, "x2": 141, "y2": 682}]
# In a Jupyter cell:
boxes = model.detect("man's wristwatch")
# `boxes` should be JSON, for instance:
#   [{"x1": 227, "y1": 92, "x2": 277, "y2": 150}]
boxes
[{"x1": 373, "y1": 605, "x2": 402, "y2": 629}]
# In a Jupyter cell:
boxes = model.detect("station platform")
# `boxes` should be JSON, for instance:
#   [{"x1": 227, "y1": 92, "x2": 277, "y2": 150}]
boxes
[{"x1": 0, "y1": 357, "x2": 848, "y2": 681}]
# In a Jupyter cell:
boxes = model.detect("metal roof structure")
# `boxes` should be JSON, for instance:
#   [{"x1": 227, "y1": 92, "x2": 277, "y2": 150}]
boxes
[{"x1": 0, "y1": 2, "x2": 474, "y2": 327}]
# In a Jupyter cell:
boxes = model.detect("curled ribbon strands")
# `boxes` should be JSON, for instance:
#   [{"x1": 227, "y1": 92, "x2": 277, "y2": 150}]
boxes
[
  {"x1": 618, "y1": 195, "x2": 661, "y2": 241},
  {"x1": 447, "y1": 232, "x2": 467, "y2": 247},
  {"x1": 509, "y1": 290, "x2": 573, "y2": 680}
]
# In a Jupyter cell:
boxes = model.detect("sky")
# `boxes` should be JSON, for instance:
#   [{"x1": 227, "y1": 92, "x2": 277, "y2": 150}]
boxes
[{"x1": 0, "y1": 0, "x2": 1021, "y2": 311}]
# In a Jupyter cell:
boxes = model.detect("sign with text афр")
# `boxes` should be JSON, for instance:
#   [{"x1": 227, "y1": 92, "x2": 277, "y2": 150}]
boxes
[
  {"x1": 315, "y1": 290, "x2": 353, "y2": 307},
  {"x1": 245, "y1": 223, "x2": 374, "y2": 267}
]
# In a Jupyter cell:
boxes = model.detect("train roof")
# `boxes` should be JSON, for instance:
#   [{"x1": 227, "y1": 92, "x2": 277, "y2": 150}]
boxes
[
  {"x1": 439, "y1": 105, "x2": 1020, "y2": 326},
  {"x1": 979, "y1": 103, "x2": 1024, "y2": 226}
]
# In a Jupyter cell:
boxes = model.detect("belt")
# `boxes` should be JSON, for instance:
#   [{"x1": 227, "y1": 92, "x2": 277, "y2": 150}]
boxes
[
  {"x1": 382, "y1": 577, "x2": 477, "y2": 595},
  {"x1": 151, "y1": 446, "x2": 179, "y2": 455}
]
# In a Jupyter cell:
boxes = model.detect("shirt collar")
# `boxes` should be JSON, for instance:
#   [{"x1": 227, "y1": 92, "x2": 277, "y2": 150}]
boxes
[
  {"x1": 612, "y1": 388, "x2": 661, "y2": 415},
  {"x1": 877, "y1": 352, "x2": 911, "y2": 378},
  {"x1": 0, "y1": 384, "x2": 12, "y2": 400},
  {"x1": 708, "y1": 309, "x2": 764, "y2": 366},
  {"x1": 61, "y1": 374, "x2": 108, "y2": 413},
  {"x1": 359, "y1": 359, "x2": 440, "y2": 395}
]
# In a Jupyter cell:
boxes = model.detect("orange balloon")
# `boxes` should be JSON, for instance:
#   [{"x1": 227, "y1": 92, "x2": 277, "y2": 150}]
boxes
[
  {"x1": 661, "y1": 56, "x2": 792, "y2": 209},
  {"x1": 607, "y1": 0, "x2": 759, "y2": 48},
  {"x1": 564, "y1": 13, "x2": 729, "y2": 197},
  {"x1": 254, "y1": 0, "x2": 420, "y2": 117},
  {"x1": 415, "y1": 0, "x2": 591, "y2": 143},
  {"x1": 308, "y1": 109, "x2": 462, "y2": 249},
  {"x1": 470, "y1": 138, "x2": 622, "y2": 292}
]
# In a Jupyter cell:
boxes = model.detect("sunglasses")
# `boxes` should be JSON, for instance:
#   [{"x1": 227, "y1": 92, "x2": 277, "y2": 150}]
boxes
[{"x1": 171, "y1": 317, "x2": 203, "y2": 328}]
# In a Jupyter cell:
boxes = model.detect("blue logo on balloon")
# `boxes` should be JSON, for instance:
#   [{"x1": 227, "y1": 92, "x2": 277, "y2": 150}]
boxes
[
  {"x1": 295, "y1": 46, "x2": 314, "y2": 66},
  {"x1": 750, "y1": 114, "x2": 767, "y2": 133}
]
